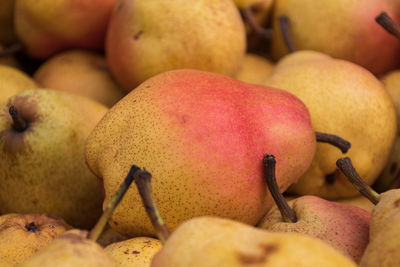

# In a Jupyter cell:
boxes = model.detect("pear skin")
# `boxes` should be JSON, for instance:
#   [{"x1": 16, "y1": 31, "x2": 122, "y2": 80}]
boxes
[
  {"x1": 270, "y1": 0, "x2": 400, "y2": 75},
  {"x1": 85, "y1": 69, "x2": 316, "y2": 237},
  {"x1": 258, "y1": 195, "x2": 370, "y2": 262},
  {"x1": 0, "y1": 213, "x2": 71, "y2": 265},
  {"x1": 33, "y1": 49, "x2": 125, "y2": 107},
  {"x1": 105, "y1": 237, "x2": 161, "y2": 267},
  {"x1": 336, "y1": 195, "x2": 375, "y2": 213},
  {"x1": 0, "y1": 65, "x2": 38, "y2": 105},
  {"x1": 0, "y1": 89, "x2": 108, "y2": 229},
  {"x1": 106, "y1": 0, "x2": 246, "y2": 91},
  {"x1": 264, "y1": 51, "x2": 397, "y2": 199},
  {"x1": 151, "y1": 216, "x2": 356, "y2": 267},
  {"x1": 19, "y1": 229, "x2": 116, "y2": 267},
  {"x1": 14, "y1": 0, "x2": 115, "y2": 59},
  {"x1": 234, "y1": 53, "x2": 274, "y2": 85}
]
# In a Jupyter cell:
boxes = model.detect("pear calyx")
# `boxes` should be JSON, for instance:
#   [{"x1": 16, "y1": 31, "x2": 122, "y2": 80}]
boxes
[
  {"x1": 24, "y1": 222, "x2": 39, "y2": 233},
  {"x1": 375, "y1": 12, "x2": 400, "y2": 40},
  {"x1": 315, "y1": 132, "x2": 351, "y2": 153},
  {"x1": 88, "y1": 165, "x2": 137, "y2": 242},
  {"x1": 133, "y1": 166, "x2": 170, "y2": 244},
  {"x1": 278, "y1": 15, "x2": 296, "y2": 53},
  {"x1": 336, "y1": 157, "x2": 380, "y2": 204},
  {"x1": 9, "y1": 106, "x2": 27, "y2": 132},
  {"x1": 264, "y1": 154, "x2": 297, "y2": 223}
]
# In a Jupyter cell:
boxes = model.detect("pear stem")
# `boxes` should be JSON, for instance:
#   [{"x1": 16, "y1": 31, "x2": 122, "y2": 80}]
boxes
[
  {"x1": 264, "y1": 154, "x2": 297, "y2": 223},
  {"x1": 375, "y1": 12, "x2": 400, "y2": 40},
  {"x1": 133, "y1": 167, "x2": 170, "y2": 244},
  {"x1": 242, "y1": 8, "x2": 273, "y2": 40},
  {"x1": 9, "y1": 106, "x2": 27, "y2": 132},
  {"x1": 88, "y1": 165, "x2": 137, "y2": 242},
  {"x1": 315, "y1": 132, "x2": 351, "y2": 153},
  {"x1": 278, "y1": 15, "x2": 296, "y2": 53},
  {"x1": 0, "y1": 42, "x2": 23, "y2": 58},
  {"x1": 336, "y1": 157, "x2": 380, "y2": 205}
]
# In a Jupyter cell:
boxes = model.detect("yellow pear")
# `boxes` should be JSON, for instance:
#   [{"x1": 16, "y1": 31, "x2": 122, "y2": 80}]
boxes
[
  {"x1": 234, "y1": 53, "x2": 274, "y2": 84},
  {"x1": 33, "y1": 49, "x2": 125, "y2": 107},
  {"x1": 0, "y1": 89, "x2": 108, "y2": 229},
  {"x1": 19, "y1": 229, "x2": 116, "y2": 267},
  {"x1": 106, "y1": 0, "x2": 246, "y2": 91},
  {"x1": 105, "y1": 237, "x2": 161, "y2": 267},
  {"x1": 0, "y1": 65, "x2": 38, "y2": 105},
  {"x1": 0, "y1": 213, "x2": 71, "y2": 265},
  {"x1": 264, "y1": 50, "x2": 397, "y2": 199},
  {"x1": 151, "y1": 216, "x2": 356, "y2": 267}
]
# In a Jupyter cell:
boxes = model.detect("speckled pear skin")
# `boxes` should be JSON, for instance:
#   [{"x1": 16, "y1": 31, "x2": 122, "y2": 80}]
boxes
[
  {"x1": 85, "y1": 69, "x2": 317, "y2": 237},
  {"x1": 150, "y1": 216, "x2": 357, "y2": 267},
  {"x1": 270, "y1": 0, "x2": 400, "y2": 75},
  {"x1": 257, "y1": 195, "x2": 370, "y2": 263},
  {"x1": 369, "y1": 189, "x2": 400, "y2": 239},
  {"x1": 0, "y1": 89, "x2": 108, "y2": 229},
  {"x1": 106, "y1": 0, "x2": 246, "y2": 91},
  {"x1": 360, "y1": 210, "x2": 400, "y2": 267},
  {"x1": 265, "y1": 51, "x2": 397, "y2": 199},
  {"x1": 0, "y1": 213, "x2": 71, "y2": 265},
  {"x1": 19, "y1": 229, "x2": 116, "y2": 267},
  {"x1": 105, "y1": 237, "x2": 162, "y2": 267}
]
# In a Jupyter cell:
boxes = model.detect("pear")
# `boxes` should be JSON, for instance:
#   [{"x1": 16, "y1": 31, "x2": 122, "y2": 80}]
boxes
[
  {"x1": 85, "y1": 69, "x2": 317, "y2": 237},
  {"x1": 33, "y1": 49, "x2": 125, "y2": 107},
  {"x1": 336, "y1": 196, "x2": 375, "y2": 213},
  {"x1": 0, "y1": 65, "x2": 38, "y2": 105},
  {"x1": 234, "y1": 53, "x2": 274, "y2": 85},
  {"x1": 104, "y1": 237, "x2": 162, "y2": 267},
  {"x1": 264, "y1": 50, "x2": 397, "y2": 199},
  {"x1": 105, "y1": 0, "x2": 246, "y2": 91},
  {"x1": 270, "y1": 0, "x2": 400, "y2": 75},
  {"x1": 0, "y1": 0, "x2": 17, "y2": 45},
  {"x1": 19, "y1": 229, "x2": 116, "y2": 267},
  {"x1": 257, "y1": 155, "x2": 370, "y2": 263},
  {"x1": 0, "y1": 89, "x2": 108, "y2": 229},
  {"x1": 0, "y1": 213, "x2": 71, "y2": 265},
  {"x1": 14, "y1": 0, "x2": 115, "y2": 59},
  {"x1": 337, "y1": 157, "x2": 400, "y2": 267}
]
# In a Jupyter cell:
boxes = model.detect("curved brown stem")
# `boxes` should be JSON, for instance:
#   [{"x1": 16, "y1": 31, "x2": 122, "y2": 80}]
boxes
[
  {"x1": 133, "y1": 166, "x2": 170, "y2": 244},
  {"x1": 315, "y1": 132, "x2": 351, "y2": 153},
  {"x1": 263, "y1": 154, "x2": 297, "y2": 223},
  {"x1": 242, "y1": 8, "x2": 273, "y2": 40},
  {"x1": 9, "y1": 106, "x2": 27, "y2": 132},
  {"x1": 88, "y1": 165, "x2": 137, "y2": 242},
  {"x1": 278, "y1": 15, "x2": 296, "y2": 53},
  {"x1": 0, "y1": 42, "x2": 23, "y2": 58},
  {"x1": 375, "y1": 12, "x2": 400, "y2": 40},
  {"x1": 336, "y1": 157, "x2": 380, "y2": 205}
]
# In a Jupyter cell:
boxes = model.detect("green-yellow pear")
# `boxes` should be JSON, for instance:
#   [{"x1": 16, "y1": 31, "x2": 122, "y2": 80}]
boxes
[
  {"x1": 33, "y1": 49, "x2": 125, "y2": 107},
  {"x1": 105, "y1": 237, "x2": 162, "y2": 267},
  {"x1": 150, "y1": 216, "x2": 356, "y2": 267},
  {"x1": 374, "y1": 70, "x2": 400, "y2": 192},
  {"x1": 264, "y1": 50, "x2": 397, "y2": 199},
  {"x1": 0, "y1": 213, "x2": 71, "y2": 265},
  {"x1": 0, "y1": 89, "x2": 108, "y2": 229},
  {"x1": 85, "y1": 69, "x2": 317, "y2": 237},
  {"x1": 270, "y1": 0, "x2": 400, "y2": 75},
  {"x1": 19, "y1": 229, "x2": 116, "y2": 267},
  {"x1": 14, "y1": 0, "x2": 115, "y2": 59},
  {"x1": 0, "y1": 65, "x2": 37, "y2": 105},
  {"x1": 0, "y1": 0, "x2": 17, "y2": 45},
  {"x1": 106, "y1": 0, "x2": 246, "y2": 91},
  {"x1": 234, "y1": 53, "x2": 274, "y2": 84}
]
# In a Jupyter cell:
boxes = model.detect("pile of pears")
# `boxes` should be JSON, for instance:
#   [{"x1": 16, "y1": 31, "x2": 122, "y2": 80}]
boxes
[{"x1": 1, "y1": 0, "x2": 400, "y2": 266}]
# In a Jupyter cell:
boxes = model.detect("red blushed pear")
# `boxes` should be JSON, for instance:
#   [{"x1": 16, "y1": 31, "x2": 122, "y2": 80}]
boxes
[
  {"x1": 85, "y1": 69, "x2": 317, "y2": 237},
  {"x1": 14, "y1": 0, "x2": 115, "y2": 59},
  {"x1": 258, "y1": 155, "x2": 370, "y2": 263}
]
